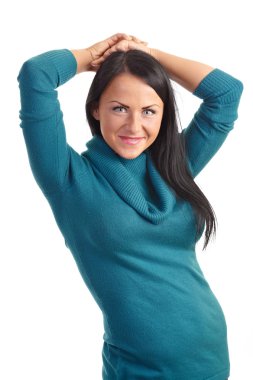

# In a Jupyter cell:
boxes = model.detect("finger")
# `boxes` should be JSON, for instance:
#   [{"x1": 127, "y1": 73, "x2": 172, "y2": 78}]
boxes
[
  {"x1": 100, "y1": 40, "x2": 128, "y2": 59},
  {"x1": 106, "y1": 33, "x2": 132, "y2": 47},
  {"x1": 91, "y1": 56, "x2": 106, "y2": 66},
  {"x1": 91, "y1": 43, "x2": 120, "y2": 65},
  {"x1": 91, "y1": 50, "x2": 112, "y2": 66},
  {"x1": 129, "y1": 35, "x2": 148, "y2": 45},
  {"x1": 110, "y1": 34, "x2": 146, "y2": 45},
  {"x1": 111, "y1": 33, "x2": 132, "y2": 40},
  {"x1": 91, "y1": 39, "x2": 147, "y2": 66}
]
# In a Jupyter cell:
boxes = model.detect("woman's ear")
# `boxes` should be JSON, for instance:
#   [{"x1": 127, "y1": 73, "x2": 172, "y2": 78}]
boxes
[{"x1": 92, "y1": 104, "x2": 100, "y2": 120}]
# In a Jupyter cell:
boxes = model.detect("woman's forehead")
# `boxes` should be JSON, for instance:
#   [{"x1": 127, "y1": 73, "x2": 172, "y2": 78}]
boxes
[{"x1": 100, "y1": 73, "x2": 163, "y2": 105}]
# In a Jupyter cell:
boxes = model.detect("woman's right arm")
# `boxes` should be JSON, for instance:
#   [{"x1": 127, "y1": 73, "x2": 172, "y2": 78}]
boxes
[
  {"x1": 17, "y1": 34, "x2": 135, "y2": 194},
  {"x1": 17, "y1": 49, "x2": 80, "y2": 195}
]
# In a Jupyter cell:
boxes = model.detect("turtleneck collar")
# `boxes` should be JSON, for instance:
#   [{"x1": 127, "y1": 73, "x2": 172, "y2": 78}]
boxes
[
  {"x1": 82, "y1": 135, "x2": 176, "y2": 225},
  {"x1": 119, "y1": 151, "x2": 147, "y2": 183}
]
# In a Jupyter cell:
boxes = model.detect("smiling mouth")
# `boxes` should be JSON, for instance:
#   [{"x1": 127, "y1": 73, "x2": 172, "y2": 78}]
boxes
[{"x1": 119, "y1": 136, "x2": 145, "y2": 145}]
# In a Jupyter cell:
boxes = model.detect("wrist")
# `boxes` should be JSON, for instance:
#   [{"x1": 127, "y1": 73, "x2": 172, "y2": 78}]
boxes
[{"x1": 70, "y1": 48, "x2": 93, "y2": 73}]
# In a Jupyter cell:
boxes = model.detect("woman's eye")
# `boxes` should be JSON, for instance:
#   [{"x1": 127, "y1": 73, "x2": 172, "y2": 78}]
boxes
[
  {"x1": 112, "y1": 106, "x2": 155, "y2": 115},
  {"x1": 143, "y1": 109, "x2": 155, "y2": 115},
  {"x1": 113, "y1": 106, "x2": 127, "y2": 113}
]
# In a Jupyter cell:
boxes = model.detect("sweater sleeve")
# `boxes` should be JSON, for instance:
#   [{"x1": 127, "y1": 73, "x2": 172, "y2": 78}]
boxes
[
  {"x1": 182, "y1": 68, "x2": 243, "y2": 178},
  {"x1": 17, "y1": 49, "x2": 81, "y2": 194}
]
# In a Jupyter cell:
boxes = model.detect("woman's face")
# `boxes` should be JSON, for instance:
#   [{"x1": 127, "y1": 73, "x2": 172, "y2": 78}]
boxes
[{"x1": 92, "y1": 73, "x2": 164, "y2": 159}]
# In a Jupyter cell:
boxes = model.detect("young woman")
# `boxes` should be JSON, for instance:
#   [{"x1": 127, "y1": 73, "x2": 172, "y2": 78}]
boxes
[{"x1": 17, "y1": 33, "x2": 243, "y2": 379}]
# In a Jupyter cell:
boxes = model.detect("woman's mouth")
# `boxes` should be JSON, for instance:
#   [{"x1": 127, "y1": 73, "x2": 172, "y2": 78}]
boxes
[{"x1": 119, "y1": 136, "x2": 145, "y2": 145}]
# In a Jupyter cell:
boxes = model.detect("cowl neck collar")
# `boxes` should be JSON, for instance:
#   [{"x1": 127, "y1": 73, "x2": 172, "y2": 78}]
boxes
[{"x1": 83, "y1": 135, "x2": 175, "y2": 224}]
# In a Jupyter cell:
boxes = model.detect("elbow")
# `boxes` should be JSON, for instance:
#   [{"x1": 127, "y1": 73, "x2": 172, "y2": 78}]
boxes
[
  {"x1": 233, "y1": 78, "x2": 244, "y2": 98},
  {"x1": 222, "y1": 77, "x2": 244, "y2": 108},
  {"x1": 17, "y1": 58, "x2": 43, "y2": 86},
  {"x1": 229, "y1": 76, "x2": 244, "y2": 102}
]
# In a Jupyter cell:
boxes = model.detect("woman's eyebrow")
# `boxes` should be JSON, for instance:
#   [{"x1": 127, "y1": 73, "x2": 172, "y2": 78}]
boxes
[{"x1": 108, "y1": 100, "x2": 161, "y2": 108}]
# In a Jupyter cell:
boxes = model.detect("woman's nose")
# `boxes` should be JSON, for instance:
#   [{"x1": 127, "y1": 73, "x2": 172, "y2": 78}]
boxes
[{"x1": 127, "y1": 113, "x2": 142, "y2": 133}]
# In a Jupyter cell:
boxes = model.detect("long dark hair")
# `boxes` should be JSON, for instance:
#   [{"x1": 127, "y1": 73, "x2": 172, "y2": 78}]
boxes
[{"x1": 85, "y1": 50, "x2": 216, "y2": 249}]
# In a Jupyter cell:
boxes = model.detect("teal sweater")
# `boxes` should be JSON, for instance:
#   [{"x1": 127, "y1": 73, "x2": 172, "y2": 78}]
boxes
[{"x1": 17, "y1": 49, "x2": 243, "y2": 380}]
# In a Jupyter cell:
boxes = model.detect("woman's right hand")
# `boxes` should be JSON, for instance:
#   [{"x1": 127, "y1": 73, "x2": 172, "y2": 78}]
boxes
[
  {"x1": 87, "y1": 33, "x2": 142, "y2": 60},
  {"x1": 71, "y1": 33, "x2": 148, "y2": 73}
]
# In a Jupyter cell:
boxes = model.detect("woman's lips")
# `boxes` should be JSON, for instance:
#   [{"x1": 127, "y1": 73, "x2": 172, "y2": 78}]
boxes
[{"x1": 119, "y1": 136, "x2": 145, "y2": 145}]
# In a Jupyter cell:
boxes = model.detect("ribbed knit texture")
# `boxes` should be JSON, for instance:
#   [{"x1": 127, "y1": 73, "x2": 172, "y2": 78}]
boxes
[
  {"x1": 17, "y1": 49, "x2": 243, "y2": 380},
  {"x1": 84, "y1": 136, "x2": 174, "y2": 224}
]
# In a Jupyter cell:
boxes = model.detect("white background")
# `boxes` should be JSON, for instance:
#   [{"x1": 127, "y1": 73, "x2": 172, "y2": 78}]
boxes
[{"x1": 1, "y1": 0, "x2": 252, "y2": 379}]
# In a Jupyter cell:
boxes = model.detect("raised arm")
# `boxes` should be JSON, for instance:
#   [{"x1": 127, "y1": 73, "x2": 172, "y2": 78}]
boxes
[
  {"x1": 17, "y1": 49, "x2": 78, "y2": 194},
  {"x1": 154, "y1": 51, "x2": 243, "y2": 176},
  {"x1": 17, "y1": 34, "x2": 140, "y2": 194},
  {"x1": 182, "y1": 68, "x2": 243, "y2": 177},
  {"x1": 151, "y1": 49, "x2": 214, "y2": 92}
]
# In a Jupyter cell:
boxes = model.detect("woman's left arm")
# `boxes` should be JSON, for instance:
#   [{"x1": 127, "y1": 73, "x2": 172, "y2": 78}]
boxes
[
  {"x1": 150, "y1": 49, "x2": 215, "y2": 92},
  {"x1": 150, "y1": 50, "x2": 244, "y2": 177},
  {"x1": 181, "y1": 68, "x2": 244, "y2": 177}
]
